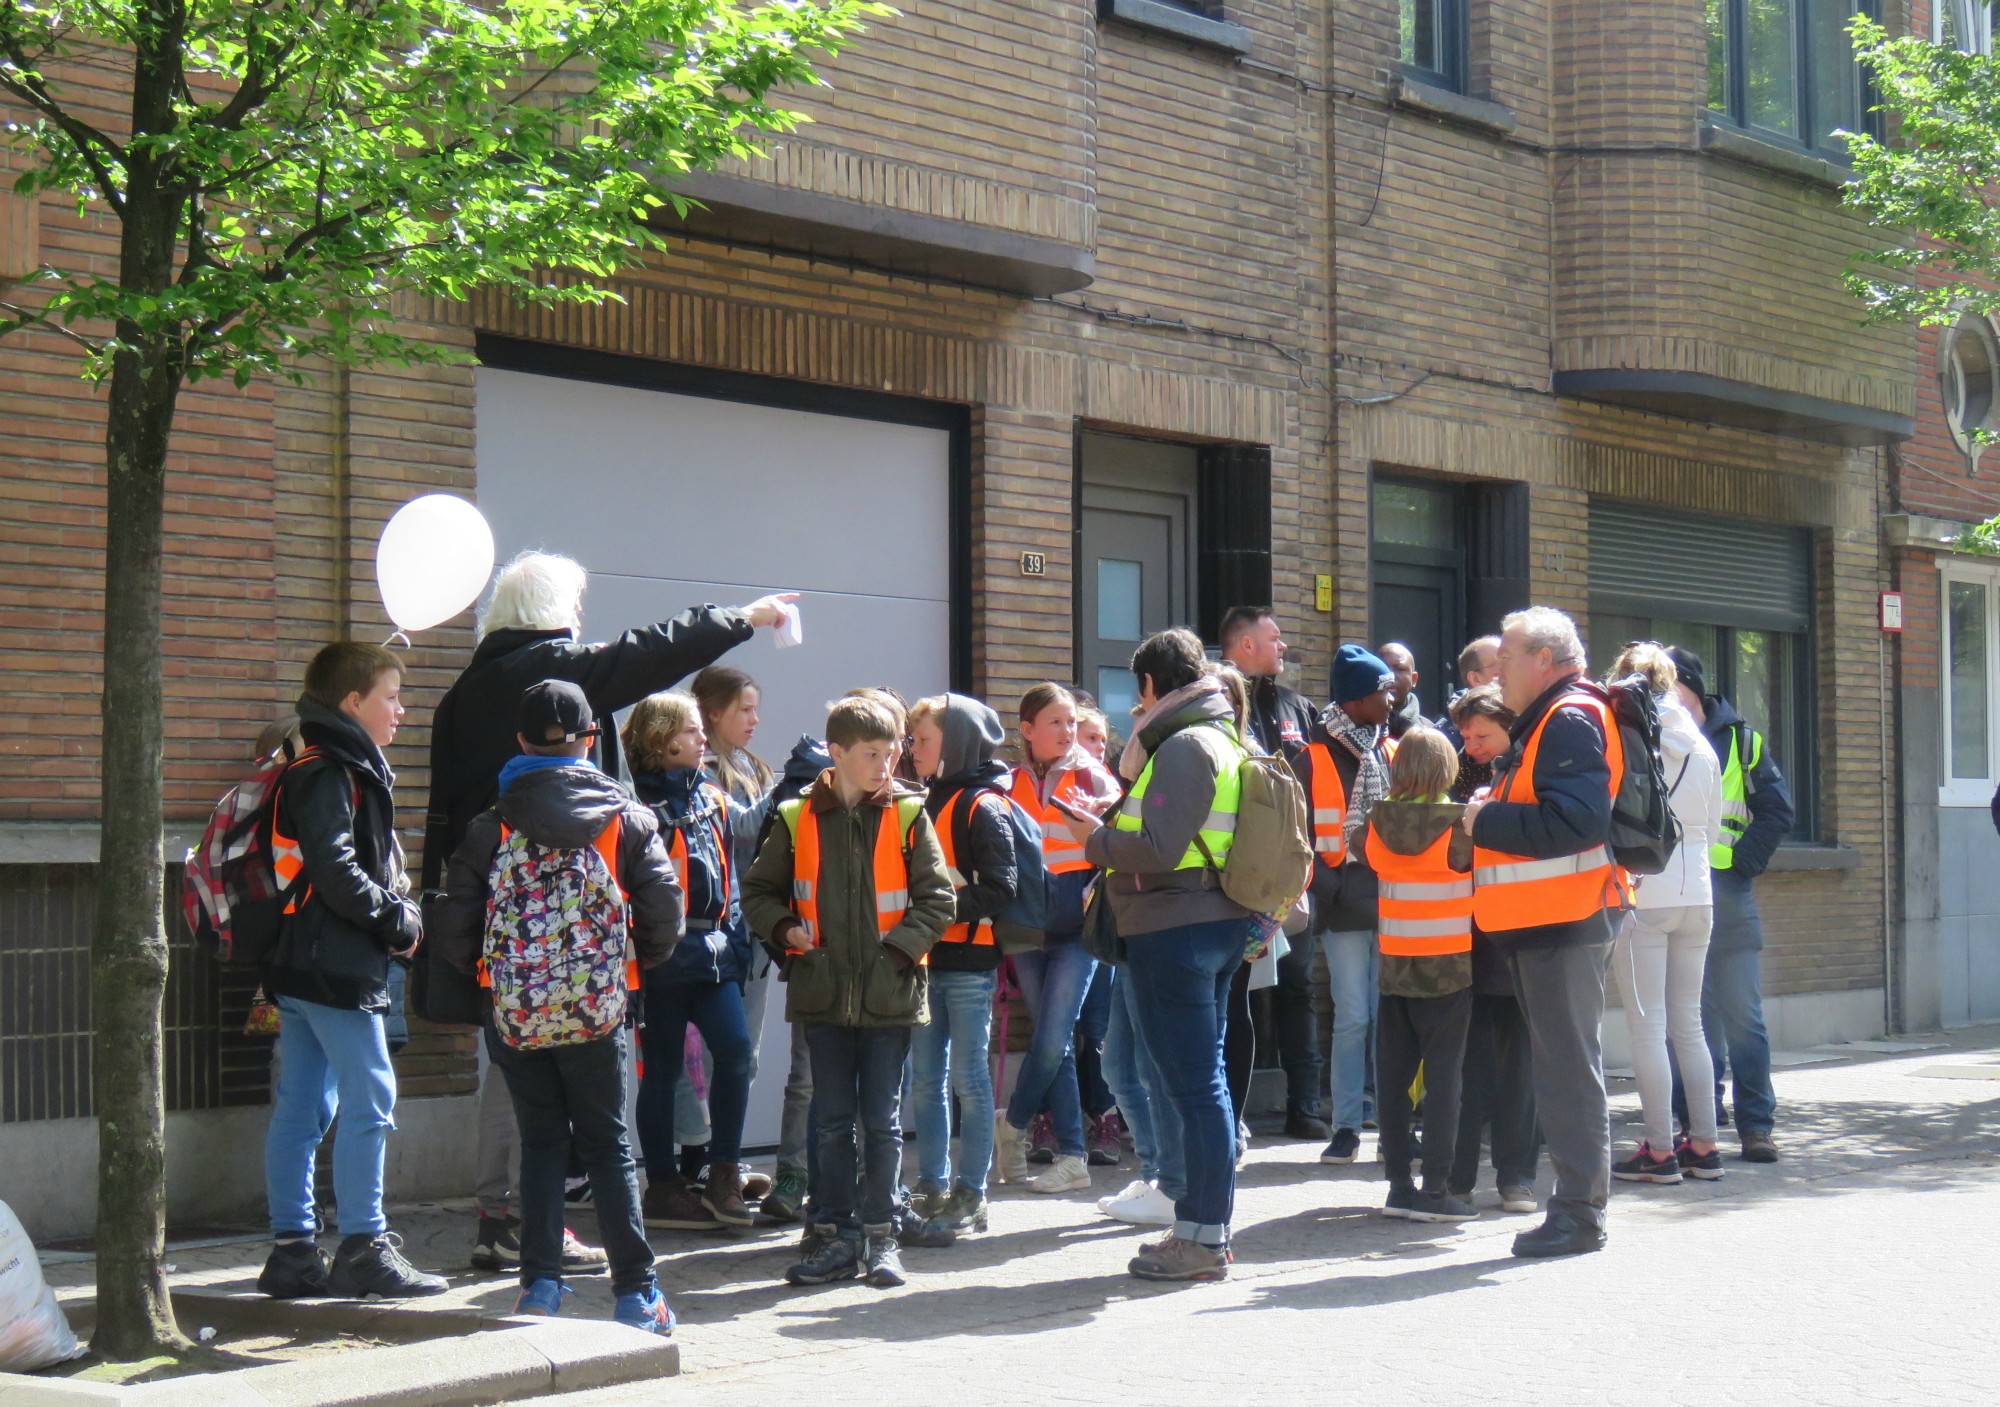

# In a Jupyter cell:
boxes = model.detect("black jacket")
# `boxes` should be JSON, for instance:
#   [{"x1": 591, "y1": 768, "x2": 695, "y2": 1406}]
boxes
[
  {"x1": 263, "y1": 698, "x2": 420, "y2": 1013},
  {"x1": 1295, "y1": 720, "x2": 1381, "y2": 932},
  {"x1": 432, "y1": 761, "x2": 684, "y2": 982},
  {"x1": 632, "y1": 766, "x2": 753, "y2": 987},
  {"x1": 925, "y1": 765, "x2": 1018, "y2": 974},
  {"x1": 420, "y1": 606, "x2": 753, "y2": 887},
  {"x1": 1247, "y1": 674, "x2": 1317, "y2": 760},
  {"x1": 1470, "y1": 674, "x2": 1616, "y2": 949},
  {"x1": 1700, "y1": 694, "x2": 1794, "y2": 881}
]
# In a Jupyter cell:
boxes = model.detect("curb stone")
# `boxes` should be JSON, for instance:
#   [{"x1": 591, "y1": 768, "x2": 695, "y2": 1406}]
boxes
[{"x1": 0, "y1": 1321, "x2": 676, "y2": 1407}]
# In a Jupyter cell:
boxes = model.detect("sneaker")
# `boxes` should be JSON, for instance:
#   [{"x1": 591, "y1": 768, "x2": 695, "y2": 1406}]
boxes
[
  {"x1": 786, "y1": 1225, "x2": 862, "y2": 1286},
  {"x1": 560, "y1": 1227, "x2": 608, "y2": 1274},
  {"x1": 741, "y1": 1167, "x2": 774, "y2": 1202},
  {"x1": 1408, "y1": 1189, "x2": 1478, "y2": 1223},
  {"x1": 761, "y1": 1169, "x2": 807, "y2": 1224},
  {"x1": 1099, "y1": 1180, "x2": 1177, "y2": 1226},
  {"x1": 1740, "y1": 1131, "x2": 1779, "y2": 1164},
  {"x1": 471, "y1": 1215, "x2": 521, "y2": 1272},
  {"x1": 613, "y1": 1284, "x2": 676, "y2": 1336},
  {"x1": 863, "y1": 1227, "x2": 907, "y2": 1288},
  {"x1": 1379, "y1": 1183, "x2": 1418, "y2": 1220},
  {"x1": 644, "y1": 1178, "x2": 721, "y2": 1230},
  {"x1": 327, "y1": 1232, "x2": 449, "y2": 1299},
  {"x1": 1028, "y1": 1154, "x2": 1091, "y2": 1195},
  {"x1": 1089, "y1": 1112, "x2": 1127, "y2": 1167},
  {"x1": 564, "y1": 1176, "x2": 593, "y2": 1206},
  {"x1": 512, "y1": 1277, "x2": 566, "y2": 1317},
  {"x1": 933, "y1": 1185, "x2": 990, "y2": 1234},
  {"x1": 1612, "y1": 1143, "x2": 1683, "y2": 1185},
  {"x1": 1319, "y1": 1128, "x2": 1361, "y2": 1165},
  {"x1": 1497, "y1": 1185, "x2": 1539, "y2": 1214},
  {"x1": 1128, "y1": 1233, "x2": 1229, "y2": 1282},
  {"x1": 993, "y1": 1116, "x2": 1032, "y2": 1186},
  {"x1": 258, "y1": 1240, "x2": 331, "y2": 1299},
  {"x1": 1283, "y1": 1104, "x2": 1330, "y2": 1141},
  {"x1": 910, "y1": 1181, "x2": 950, "y2": 1221},
  {"x1": 1677, "y1": 1142, "x2": 1727, "y2": 1180},
  {"x1": 1027, "y1": 1112, "x2": 1058, "y2": 1165},
  {"x1": 896, "y1": 1215, "x2": 957, "y2": 1249},
  {"x1": 702, "y1": 1163, "x2": 755, "y2": 1228}
]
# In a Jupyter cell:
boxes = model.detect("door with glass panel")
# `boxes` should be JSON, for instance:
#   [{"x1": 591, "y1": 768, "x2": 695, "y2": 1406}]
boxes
[{"x1": 1078, "y1": 433, "x2": 1197, "y2": 725}]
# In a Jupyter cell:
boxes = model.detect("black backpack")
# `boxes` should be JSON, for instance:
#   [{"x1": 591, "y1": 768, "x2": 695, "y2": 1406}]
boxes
[{"x1": 1576, "y1": 676, "x2": 1682, "y2": 876}]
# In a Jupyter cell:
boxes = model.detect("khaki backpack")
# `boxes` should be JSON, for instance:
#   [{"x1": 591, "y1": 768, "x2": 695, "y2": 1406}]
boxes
[{"x1": 1193, "y1": 741, "x2": 1315, "y2": 921}]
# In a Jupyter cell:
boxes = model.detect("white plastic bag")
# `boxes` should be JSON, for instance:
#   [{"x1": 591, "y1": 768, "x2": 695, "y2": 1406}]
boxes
[{"x1": 0, "y1": 1200, "x2": 81, "y2": 1371}]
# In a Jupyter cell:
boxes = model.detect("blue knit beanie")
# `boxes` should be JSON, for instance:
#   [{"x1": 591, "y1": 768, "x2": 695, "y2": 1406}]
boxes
[{"x1": 1330, "y1": 644, "x2": 1395, "y2": 705}]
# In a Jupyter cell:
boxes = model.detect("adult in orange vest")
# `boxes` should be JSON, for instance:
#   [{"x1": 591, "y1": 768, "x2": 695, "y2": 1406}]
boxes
[
  {"x1": 1458, "y1": 607, "x2": 1619, "y2": 1259},
  {"x1": 1293, "y1": 644, "x2": 1397, "y2": 1166}
]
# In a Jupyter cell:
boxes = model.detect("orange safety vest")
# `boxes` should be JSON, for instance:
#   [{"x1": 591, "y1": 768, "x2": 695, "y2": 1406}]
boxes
[
  {"x1": 1470, "y1": 687, "x2": 1624, "y2": 933},
  {"x1": 480, "y1": 815, "x2": 639, "y2": 991},
  {"x1": 935, "y1": 789, "x2": 1000, "y2": 947},
  {"x1": 1303, "y1": 742, "x2": 1351, "y2": 864},
  {"x1": 666, "y1": 784, "x2": 731, "y2": 925},
  {"x1": 1010, "y1": 766, "x2": 1093, "y2": 875},
  {"x1": 788, "y1": 800, "x2": 912, "y2": 949},
  {"x1": 1365, "y1": 822, "x2": 1473, "y2": 958}
]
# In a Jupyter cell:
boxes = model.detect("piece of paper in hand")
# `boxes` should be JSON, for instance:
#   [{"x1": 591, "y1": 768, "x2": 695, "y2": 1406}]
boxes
[{"x1": 775, "y1": 601, "x2": 804, "y2": 649}]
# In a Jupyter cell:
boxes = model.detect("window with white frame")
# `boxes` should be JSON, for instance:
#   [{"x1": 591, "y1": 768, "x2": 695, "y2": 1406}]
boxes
[
  {"x1": 1938, "y1": 1, "x2": 1998, "y2": 55},
  {"x1": 1941, "y1": 561, "x2": 2000, "y2": 805}
]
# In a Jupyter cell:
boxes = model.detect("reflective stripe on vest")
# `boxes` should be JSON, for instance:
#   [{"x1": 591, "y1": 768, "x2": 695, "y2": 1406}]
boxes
[
  {"x1": 782, "y1": 797, "x2": 913, "y2": 948},
  {"x1": 1365, "y1": 822, "x2": 1474, "y2": 958},
  {"x1": 667, "y1": 784, "x2": 732, "y2": 924},
  {"x1": 481, "y1": 815, "x2": 635, "y2": 990},
  {"x1": 1469, "y1": 687, "x2": 1624, "y2": 933},
  {"x1": 1304, "y1": 742, "x2": 1349, "y2": 862},
  {"x1": 1110, "y1": 721, "x2": 1245, "y2": 871},
  {"x1": 270, "y1": 746, "x2": 329, "y2": 916},
  {"x1": 935, "y1": 789, "x2": 998, "y2": 947},
  {"x1": 1711, "y1": 726, "x2": 1760, "y2": 871},
  {"x1": 1012, "y1": 767, "x2": 1093, "y2": 875}
]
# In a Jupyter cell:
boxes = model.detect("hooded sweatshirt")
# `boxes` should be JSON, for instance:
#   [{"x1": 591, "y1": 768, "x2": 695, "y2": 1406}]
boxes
[
  {"x1": 924, "y1": 694, "x2": 1018, "y2": 973},
  {"x1": 632, "y1": 765, "x2": 755, "y2": 986},
  {"x1": 432, "y1": 759, "x2": 686, "y2": 983},
  {"x1": 1631, "y1": 692, "x2": 1722, "y2": 911}
]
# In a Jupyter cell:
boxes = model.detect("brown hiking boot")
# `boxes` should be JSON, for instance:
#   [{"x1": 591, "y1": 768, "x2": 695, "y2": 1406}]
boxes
[
  {"x1": 701, "y1": 1163, "x2": 755, "y2": 1227},
  {"x1": 643, "y1": 1178, "x2": 720, "y2": 1230},
  {"x1": 1740, "y1": 1131, "x2": 1779, "y2": 1163}
]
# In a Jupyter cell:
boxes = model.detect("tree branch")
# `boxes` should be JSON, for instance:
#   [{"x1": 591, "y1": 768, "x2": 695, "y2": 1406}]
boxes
[
  {"x1": 0, "y1": 59, "x2": 128, "y2": 214},
  {"x1": 0, "y1": 298, "x2": 108, "y2": 354}
]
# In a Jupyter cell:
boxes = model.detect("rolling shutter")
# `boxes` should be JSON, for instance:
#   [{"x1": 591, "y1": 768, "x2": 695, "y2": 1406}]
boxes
[{"x1": 1588, "y1": 500, "x2": 1812, "y2": 632}]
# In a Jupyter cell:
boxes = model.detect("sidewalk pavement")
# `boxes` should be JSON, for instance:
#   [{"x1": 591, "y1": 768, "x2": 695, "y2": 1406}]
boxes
[{"x1": 42, "y1": 1024, "x2": 2000, "y2": 1405}]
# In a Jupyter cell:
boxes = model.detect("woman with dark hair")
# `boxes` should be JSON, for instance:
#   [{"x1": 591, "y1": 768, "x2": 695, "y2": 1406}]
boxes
[{"x1": 1058, "y1": 629, "x2": 1255, "y2": 1282}]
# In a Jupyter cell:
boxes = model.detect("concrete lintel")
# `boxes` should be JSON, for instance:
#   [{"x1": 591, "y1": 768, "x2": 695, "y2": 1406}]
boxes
[
  {"x1": 1392, "y1": 76, "x2": 1518, "y2": 136},
  {"x1": 1551, "y1": 368, "x2": 1913, "y2": 446},
  {"x1": 1883, "y1": 511, "x2": 1983, "y2": 552},
  {"x1": 1097, "y1": 0, "x2": 1252, "y2": 56}
]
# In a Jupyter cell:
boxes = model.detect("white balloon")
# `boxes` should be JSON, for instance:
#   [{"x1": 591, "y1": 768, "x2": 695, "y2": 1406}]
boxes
[{"x1": 376, "y1": 494, "x2": 496, "y2": 633}]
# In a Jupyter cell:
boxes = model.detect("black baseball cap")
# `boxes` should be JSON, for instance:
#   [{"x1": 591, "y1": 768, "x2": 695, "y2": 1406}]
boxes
[
  {"x1": 519, "y1": 679, "x2": 599, "y2": 746},
  {"x1": 1666, "y1": 646, "x2": 1707, "y2": 699}
]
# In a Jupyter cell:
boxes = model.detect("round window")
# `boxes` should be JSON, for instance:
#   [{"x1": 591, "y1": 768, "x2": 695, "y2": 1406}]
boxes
[{"x1": 1944, "y1": 316, "x2": 1999, "y2": 456}]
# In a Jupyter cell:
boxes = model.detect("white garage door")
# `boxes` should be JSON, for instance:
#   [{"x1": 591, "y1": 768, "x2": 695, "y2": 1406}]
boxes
[{"x1": 475, "y1": 363, "x2": 957, "y2": 1148}]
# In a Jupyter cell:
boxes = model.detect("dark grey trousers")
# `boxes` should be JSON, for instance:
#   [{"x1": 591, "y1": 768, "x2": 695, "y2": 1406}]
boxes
[{"x1": 1508, "y1": 940, "x2": 1611, "y2": 1225}]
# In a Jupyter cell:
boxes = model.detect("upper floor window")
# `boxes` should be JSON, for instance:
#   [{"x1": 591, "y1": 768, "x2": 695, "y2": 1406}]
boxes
[
  {"x1": 1706, "y1": 0, "x2": 1881, "y2": 159},
  {"x1": 1939, "y1": 1, "x2": 1998, "y2": 55},
  {"x1": 1402, "y1": 0, "x2": 1468, "y2": 93}
]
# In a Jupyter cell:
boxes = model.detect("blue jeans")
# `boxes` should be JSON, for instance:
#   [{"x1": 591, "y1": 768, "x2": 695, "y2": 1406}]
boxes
[
  {"x1": 1101, "y1": 959, "x2": 1186, "y2": 1199},
  {"x1": 911, "y1": 969, "x2": 998, "y2": 1195},
  {"x1": 1122, "y1": 917, "x2": 1248, "y2": 1247},
  {"x1": 265, "y1": 996, "x2": 396, "y2": 1239},
  {"x1": 1320, "y1": 928, "x2": 1379, "y2": 1133},
  {"x1": 1673, "y1": 944, "x2": 1777, "y2": 1136},
  {"x1": 637, "y1": 974, "x2": 753, "y2": 1176},
  {"x1": 805, "y1": 1023, "x2": 911, "y2": 1232},
  {"x1": 1005, "y1": 937, "x2": 1097, "y2": 1156},
  {"x1": 1073, "y1": 961, "x2": 1115, "y2": 1119}
]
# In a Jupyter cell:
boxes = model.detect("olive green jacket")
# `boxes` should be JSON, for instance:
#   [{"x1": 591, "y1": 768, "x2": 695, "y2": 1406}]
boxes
[{"x1": 743, "y1": 771, "x2": 955, "y2": 1027}]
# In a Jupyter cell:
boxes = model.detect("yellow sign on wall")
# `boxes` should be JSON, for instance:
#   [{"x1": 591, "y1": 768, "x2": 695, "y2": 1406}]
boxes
[{"x1": 1315, "y1": 574, "x2": 1334, "y2": 612}]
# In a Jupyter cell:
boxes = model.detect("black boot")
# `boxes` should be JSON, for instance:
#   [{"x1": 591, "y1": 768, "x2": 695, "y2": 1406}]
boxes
[
  {"x1": 785, "y1": 1224, "x2": 861, "y2": 1286},
  {"x1": 327, "y1": 1232, "x2": 450, "y2": 1297},
  {"x1": 1283, "y1": 1102, "x2": 1329, "y2": 1141},
  {"x1": 1511, "y1": 1206, "x2": 1606, "y2": 1259},
  {"x1": 257, "y1": 1240, "x2": 331, "y2": 1299}
]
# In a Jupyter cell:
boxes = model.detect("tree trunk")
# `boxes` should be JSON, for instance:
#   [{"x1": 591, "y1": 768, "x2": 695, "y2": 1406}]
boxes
[{"x1": 89, "y1": 326, "x2": 188, "y2": 1361}]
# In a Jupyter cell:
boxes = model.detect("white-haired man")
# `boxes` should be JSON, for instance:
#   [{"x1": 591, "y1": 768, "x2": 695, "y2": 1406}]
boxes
[
  {"x1": 419, "y1": 549, "x2": 792, "y2": 1271},
  {"x1": 1459, "y1": 606, "x2": 1618, "y2": 1259}
]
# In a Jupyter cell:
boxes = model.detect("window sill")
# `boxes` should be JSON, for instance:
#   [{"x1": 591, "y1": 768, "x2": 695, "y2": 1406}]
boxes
[
  {"x1": 1699, "y1": 119, "x2": 1851, "y2": 190},
  {"x1": 1096, "y1": 0, "x2": 1251, "y2": 57},
  {"x1": 1393, "y1": 76, "x2": 1518, "y2": 137},
  {"x1": 1762, "y1": 843, "x2": 1861, "y2": 873}
]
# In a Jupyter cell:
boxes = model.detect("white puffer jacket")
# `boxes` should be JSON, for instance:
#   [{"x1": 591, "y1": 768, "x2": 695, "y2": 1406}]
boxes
[{"x1": 1631, "y1": 692, "x2": 1723, "y2": 910}]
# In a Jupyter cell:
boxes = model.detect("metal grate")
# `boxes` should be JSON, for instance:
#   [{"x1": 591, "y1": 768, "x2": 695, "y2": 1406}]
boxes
[
  {"x1": 1588, "y1": 499, "x2": 1812, "y2": 634},
  {"x1": 0, "y1": 865, "x2": 271, "y2": 1124}
]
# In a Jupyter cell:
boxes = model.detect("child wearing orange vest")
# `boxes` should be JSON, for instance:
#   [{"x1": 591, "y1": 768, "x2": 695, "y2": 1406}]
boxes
[
  {"x1": 743, "y1": 694, "x2": 956, "y2": 1289},
  {"x1": 1363, "y1": 725, "x2": 1479, "y2": 1224}
]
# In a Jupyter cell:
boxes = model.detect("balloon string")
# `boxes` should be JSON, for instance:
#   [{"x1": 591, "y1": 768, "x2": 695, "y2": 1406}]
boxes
[{"x1": 383, "y1": 631, "x2": 412, "y2": 651}]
